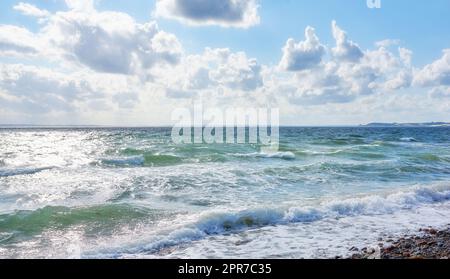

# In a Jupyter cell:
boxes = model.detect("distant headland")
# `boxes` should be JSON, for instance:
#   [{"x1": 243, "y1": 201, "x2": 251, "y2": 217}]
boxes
[{"x1": 361, "y1": 122, "x2": 450, "y2": 127}]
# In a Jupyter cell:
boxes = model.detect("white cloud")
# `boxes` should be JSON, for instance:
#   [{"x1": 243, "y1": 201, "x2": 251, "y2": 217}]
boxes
[
  {"x1": 375, "y1": 39, "x2": 400, "y2": 48},
  {"x1": 279, "y1": 26, "x2": 326, "y2": 71},
  {"x1": 208, "y1": 49, "x2": 263, "y2": 91},
  {"x1": 414, "y1": 49, "x2": 450, "y2": 86},
  {"x1": 0, "y1": 64, "x2": 93, "y2": 113},
  {"x1": 276, "y1": 23, "x2": 415, "y2": 106},
  {"x1": 0, "y1": 25, "x2": 40, "y2": 56},
  {"x1": 161, "y1": 48, "x2": 263, "y2": 99},
  {"x1": 13, "y1": 2, "x2": 50, "y2": 18},
  {"x1": 285, "y1": 63, "x2": 356, "y2": 105},
  {"x1": 34, "y1": 4, "x2": 183, "y2": 77},
  {"x1": 0, "y1": 63, "x2": 149, "y2": 119},
  {"x1": 65, "y1": 0, "x2": 95, "y2": 13},
  {"x1": 399, "y1": 47, "x2": 413, "y2": 66},
  {"x1": 363, "y1": 46, "x2": 413, "y2": 91},
  {"x1": 428, "y1": 87, "x2": 450, "y2": 99},
  {"x1": 331, "y1": 20, "x2": 363, "y2": 62},
  {"x1": 154, "y1": 0, "x2": 260, "y2": 28}
]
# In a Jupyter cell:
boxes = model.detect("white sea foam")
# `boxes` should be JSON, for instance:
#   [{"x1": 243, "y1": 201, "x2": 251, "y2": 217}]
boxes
[
  {"x1": 164, "y1": 201, "x2": 450, "y2": 259},
  {"x1": 180, "y1": 184, "x2": 450, "y2": 234},
  {"x1": 85, "y1": 184, "x2": 450, "y2": 258}
]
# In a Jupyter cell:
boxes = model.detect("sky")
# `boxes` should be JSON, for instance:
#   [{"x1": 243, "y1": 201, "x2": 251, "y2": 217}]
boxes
[{"x1": 0, "y1": 0, "x2": 449, "y2": 126}]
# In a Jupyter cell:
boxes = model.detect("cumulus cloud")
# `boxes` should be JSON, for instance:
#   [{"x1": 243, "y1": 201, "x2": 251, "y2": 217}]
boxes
[
  {"x1": 161, "y1": 48, "x2": 263, "y2": 99},
  {"x1": 208, "y1": 49, "x2": 263, "y2": 91},
  {"x1": 285, "y1": 63, "x2": 355, "y2": 105},
  {"x1": 13, "y1": 2, "x2": 50, "y2": 18},
  {"x1": 331, "y1": 21, "x2": 363, "y2": 62},
  {"x1": 7, "y1": 2, "x2": 182, "y2": 77},
  {"x1": 0, "y1": 25, "x2": 40, "y2": 56},
  {"x1": 414, "y1": 49, "x2": 450, "y2": 86},
  {"x1": 399, "y1": 47, "x2": 413, "y2": 66},
  {"x1": 154, "y1": 0, "x2": 260, "y2": 28},
  {"x1": 279, "y1": 26, "x2": 326, "y2": 71},
  {"x1": 1, "y1": 2, "x2": 184, "y2": 77},
  {"x1": 277, "y1": 22, "x2": 416, "y2": 106},
  {"x1": 45, "y1": 10, "x2": 182, "y2": 76}
]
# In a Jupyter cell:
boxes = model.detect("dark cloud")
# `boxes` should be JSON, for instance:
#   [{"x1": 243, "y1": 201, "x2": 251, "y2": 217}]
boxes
[{"x1": 156, "y1": 0, "x2": 259, "y2": 28}]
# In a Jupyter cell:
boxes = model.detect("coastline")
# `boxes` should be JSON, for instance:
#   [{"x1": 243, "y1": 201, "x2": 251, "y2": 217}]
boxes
[{"x1": 347, "y1": 227, "x2": 450, "y2": 259}]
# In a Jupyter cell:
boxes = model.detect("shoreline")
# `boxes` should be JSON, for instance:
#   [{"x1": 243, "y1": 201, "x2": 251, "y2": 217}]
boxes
[{"x1": 347, "y1": 227, "x2": 450, "y2": 259}]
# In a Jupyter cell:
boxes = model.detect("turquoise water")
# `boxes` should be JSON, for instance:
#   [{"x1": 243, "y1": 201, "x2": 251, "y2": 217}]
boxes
[{"x1": 0, "y1": 127, "x2": 449, "y2": 258}]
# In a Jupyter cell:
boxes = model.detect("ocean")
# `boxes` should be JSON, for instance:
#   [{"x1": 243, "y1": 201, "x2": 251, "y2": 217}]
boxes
[{"x1": 0, "y1": 127, "x2": 449, "y2": 258}]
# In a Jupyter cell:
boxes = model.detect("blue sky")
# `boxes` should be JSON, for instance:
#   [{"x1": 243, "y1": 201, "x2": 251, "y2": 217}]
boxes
[{"x1": 0, "y1": 0, "x2": 449, "y2": 125}]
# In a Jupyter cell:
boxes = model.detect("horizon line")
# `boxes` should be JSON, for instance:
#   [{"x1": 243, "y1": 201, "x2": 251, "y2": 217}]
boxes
[{"x1": 1, "y1": 122, "x2": 449, "y2": 129}]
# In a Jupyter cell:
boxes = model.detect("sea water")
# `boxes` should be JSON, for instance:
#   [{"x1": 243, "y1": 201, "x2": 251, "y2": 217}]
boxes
[{"x1": 0, "y1": 127, "x2": 449, "y2": 258}]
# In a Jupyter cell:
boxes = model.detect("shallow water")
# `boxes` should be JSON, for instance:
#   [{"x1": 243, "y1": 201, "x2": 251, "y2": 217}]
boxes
[{"x1": 0, "y1": 127, "x2": 449, "y2": 258}]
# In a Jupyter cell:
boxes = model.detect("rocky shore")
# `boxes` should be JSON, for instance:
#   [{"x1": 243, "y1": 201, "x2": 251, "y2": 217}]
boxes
[{"x1": 348, "y1": 228, "x2": 450, "y2": 259}]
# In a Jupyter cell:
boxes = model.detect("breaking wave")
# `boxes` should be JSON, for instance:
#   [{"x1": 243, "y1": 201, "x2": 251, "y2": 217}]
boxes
[{"x1": 93, "y1": 184, "x2": 450, "y2": 256}]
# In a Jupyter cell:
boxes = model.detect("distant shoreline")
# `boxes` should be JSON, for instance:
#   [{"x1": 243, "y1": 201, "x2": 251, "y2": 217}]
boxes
[{"x1": 361, "y1": 122, "x2": 450, "y2": 127}]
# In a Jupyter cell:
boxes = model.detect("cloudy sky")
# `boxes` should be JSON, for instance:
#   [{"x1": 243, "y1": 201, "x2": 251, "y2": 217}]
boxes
[{"x1": 0, "y1": 0, "x2": 449, "y2": 126}]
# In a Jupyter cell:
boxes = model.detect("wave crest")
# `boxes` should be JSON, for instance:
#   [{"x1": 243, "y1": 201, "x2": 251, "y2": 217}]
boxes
[
  {"x1": 0, "y1": 166, "x2": 54, "y2": 177},
  {"x1": 234, "y1": 152, "x2": 296, "y2": 160},
  {"x1": 97, "y1": 184, "x2": 450, "y2": 256}
]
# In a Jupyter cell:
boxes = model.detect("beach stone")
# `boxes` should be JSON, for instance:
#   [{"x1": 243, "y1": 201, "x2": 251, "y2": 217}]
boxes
[
  {"x1": 350, "y1": 246, "x2": 359, "y2": 252},
  {"x1": 345, "y1": 227, "x2": 450, "y2": 259}
]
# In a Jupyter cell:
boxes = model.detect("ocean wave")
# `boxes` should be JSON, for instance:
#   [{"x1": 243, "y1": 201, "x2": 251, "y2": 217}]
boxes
[
  {"x1": 299, "y1": 149, "x2": 344, "y2": 156},
  {"x1": 0, "y1": 166, "x2": 54, "y2": 178},
  {"x1": 0, "y1": 204, "x2": 155, "y2": 236},
  {"x1": 99, "y1": 184, "x2": 450, "y2": 256},
  {"x1": 416, "y1": 153, "x2": 447, "y2": 163},
  {"x1": 400, "y1": 137, "x2": 418, "y2": 142},
  {"x1": 191, "y1": 185, "x2": 450, "y2": 233},
  {"x1": 98, "y1": 154, "x2": 183, "y2": 167},
  {"x1": 143, "y1": 154, "x2": 182, "y2": 167},
  {"x1": 234, "y1": 152, "x2": 296, "y2": 160},
  {"x1": 99, "y1": 156, "x2": 145, "y2": 167},
  {"x1": 310, "y1": 138, "x2": 367, "y2": 146}
]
